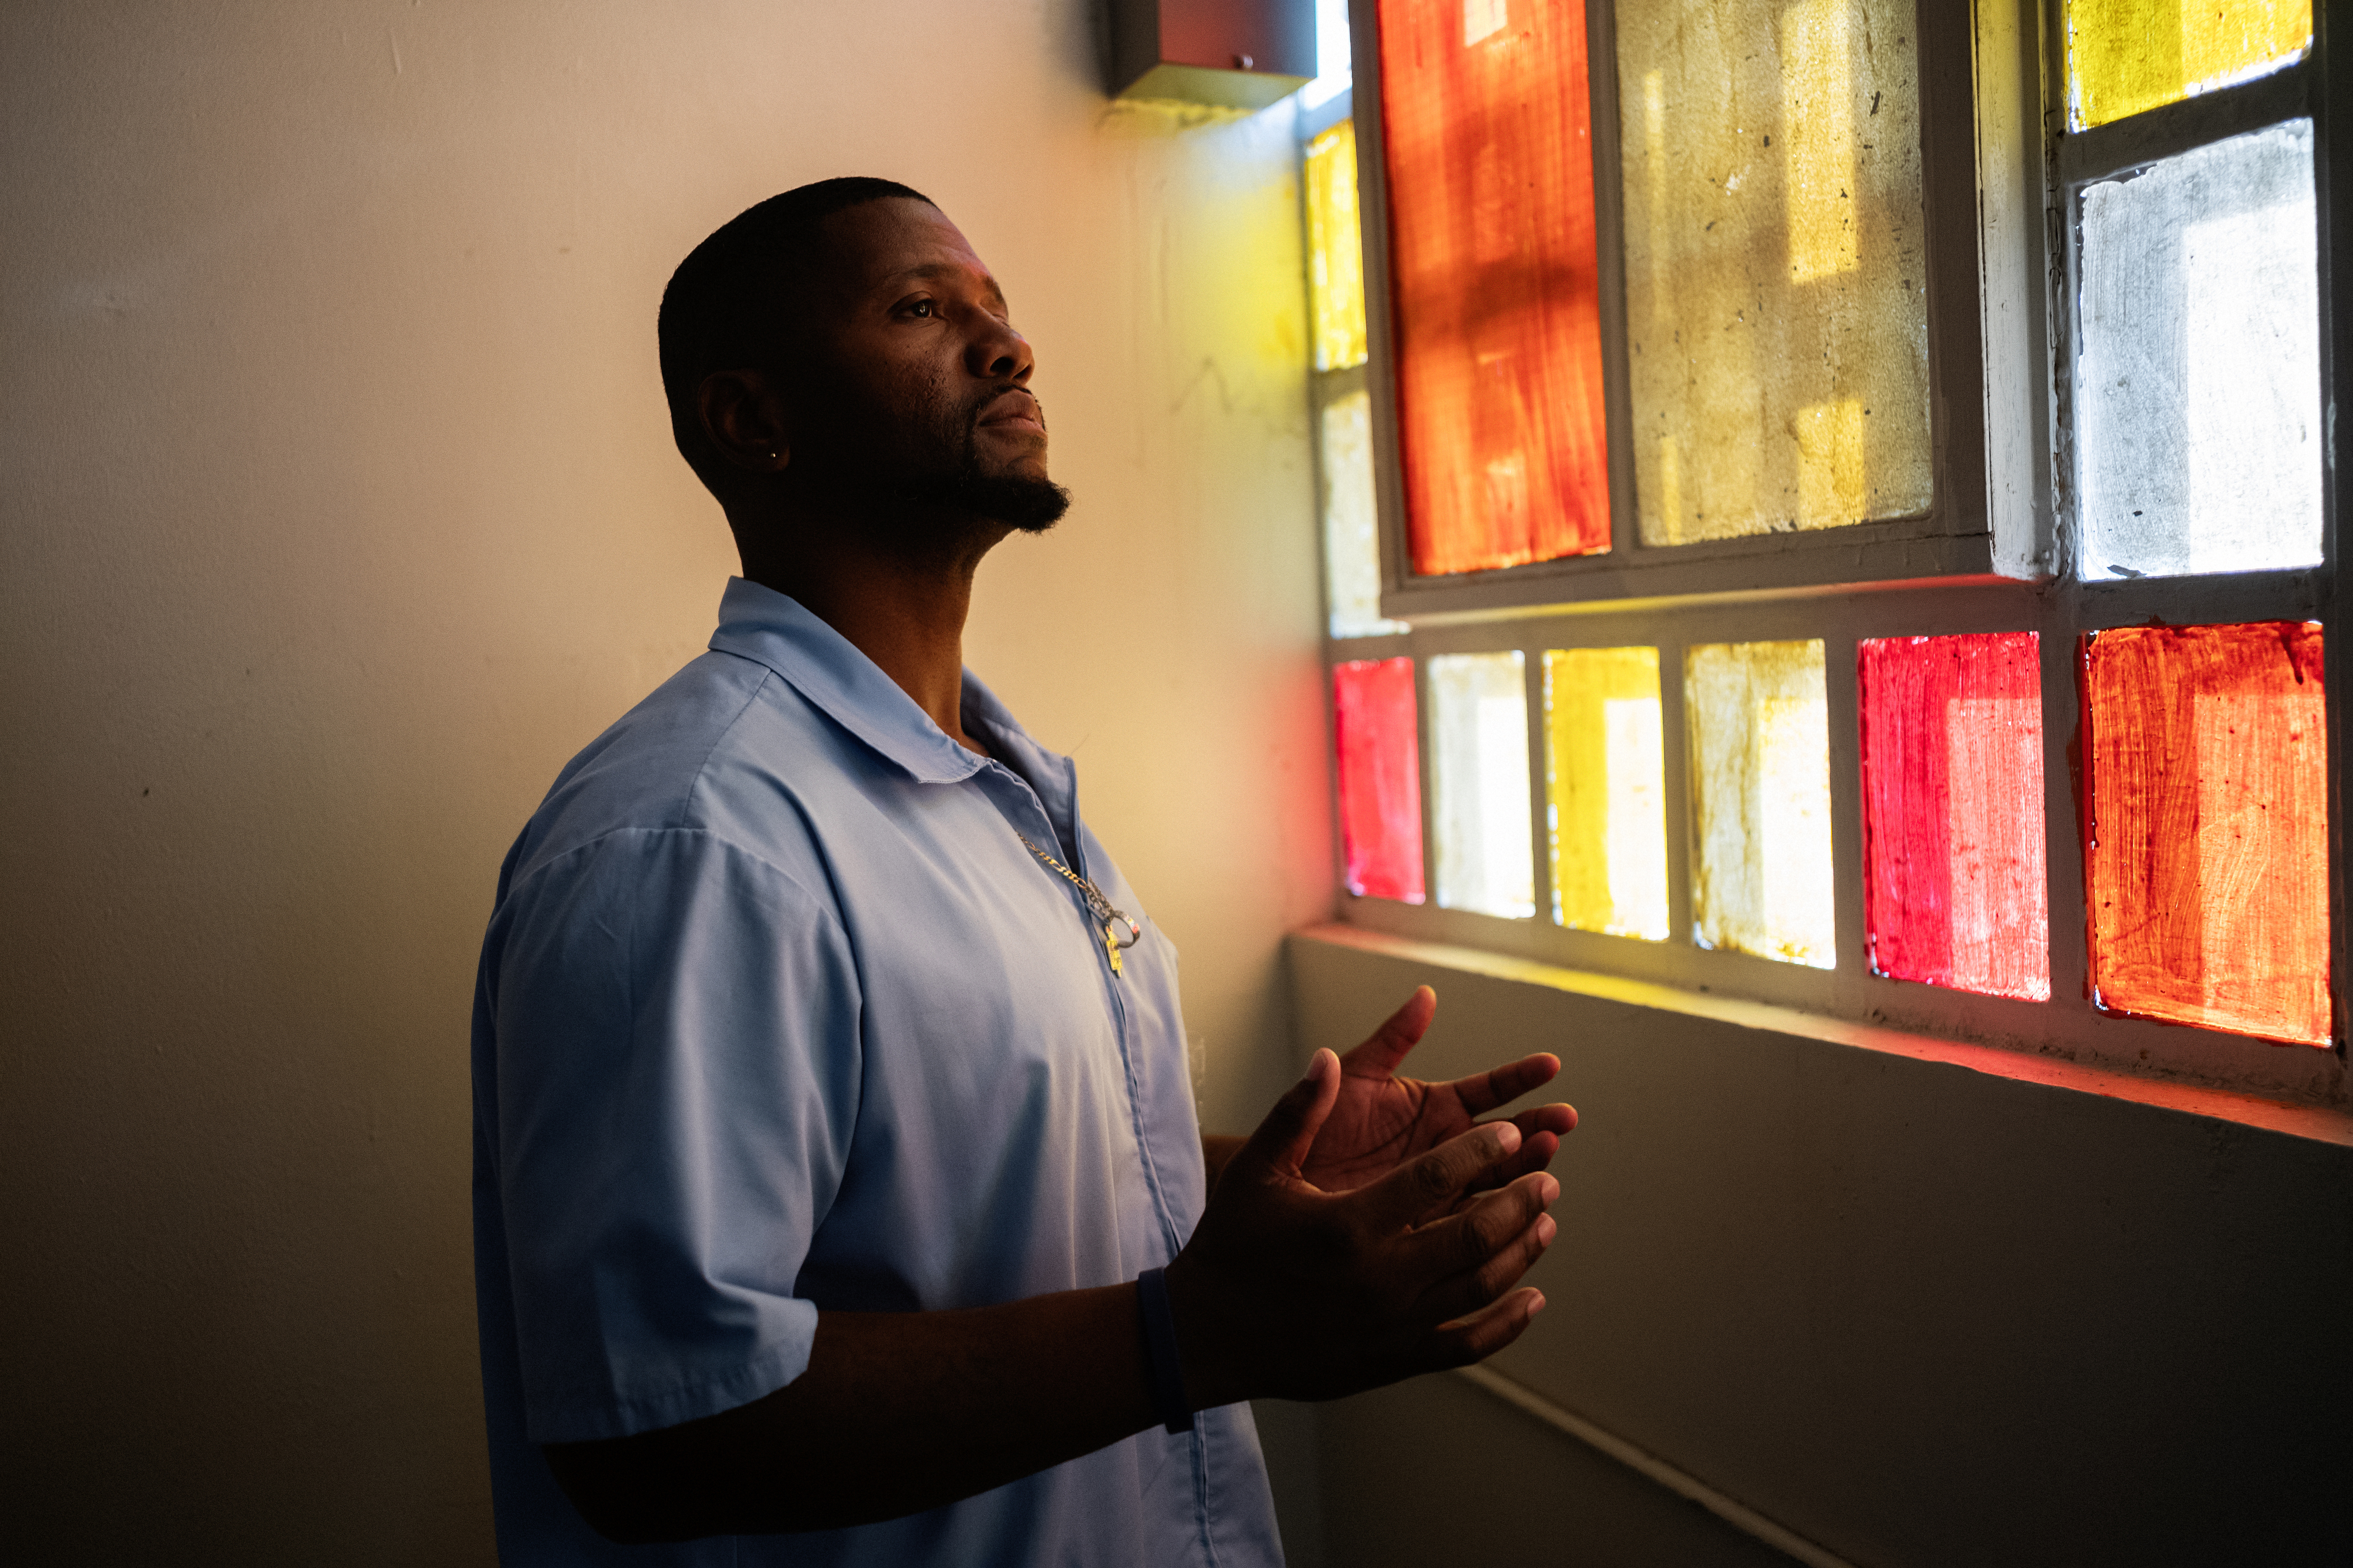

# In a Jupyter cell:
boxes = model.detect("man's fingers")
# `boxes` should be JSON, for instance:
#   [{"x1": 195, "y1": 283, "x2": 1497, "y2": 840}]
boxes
[
  {"x1": 1419, "y1": 1207, "x2": 1557, "y2": 1325},
  {"x1": 1337, "y1": 986, "x2": 1437, "y2": 1077},
  {"x1": 1404, "y1": 1170, "x2": 1557, "y2": 1277},
  {"x1": 1447, "y1": 1106, "x2": 1577, "y2": 1204},
  {"x1": 1458, "y1": 1127, "x2": 1562, "y2": 1199},
  {"x1": 1424, "y1": 1287, "x2": 1547, "y2": 1369},
  {"x1": 1517, "y1": 1102, "x2": 1579, "y2": 1139},
  {"x1": 1239, "y1": 1049, "x2": 1342, "y2": 1177},
  {"x1": 1447, "y1": 1053, "x2": 1563, "y2": 1116},
  {"x1": 1360, "y1": 1117, "x2": 1521, "y2": 1229}
]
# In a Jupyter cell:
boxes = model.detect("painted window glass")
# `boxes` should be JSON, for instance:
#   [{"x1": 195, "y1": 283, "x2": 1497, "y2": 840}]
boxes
[
  {"x1": 1306, "y1": 120, "x2": 1371, "y2": 372},
  {"x1": 2075, "y1": 120, "x2": 2321, "y2": 581},
  {"x1": 1618, "y1": 0, "x2": 1932, "y2": 545},
  {"x1": 1544, "y1": 647, "x2": 1669, "y2": 939},
  {"x1": 1334, "y1": 658, "x2": 1427, "y2": 902},
  {"x1": 1687, "y1": 639, "x2": 1834, "y2": 967},
  {"x1": 1375, "y1": 0, "x2": 1609, "y2": 574},
  {"x1": 2084, "y1": 622, "x2": 2329, "y2": 1045},
  {"x1": 1858, "y1": 633, "x2": 2050, "y2": 1000},
  {"x1": 2064, "y1": 0, "x2": 2311, "y2": 131},
  {"x1": 1321, "y1": 392, "x2": 1408, "y2": 637},
  {"x1": 1431, "y1": 651, "x2": 1536, "y2": 917}
]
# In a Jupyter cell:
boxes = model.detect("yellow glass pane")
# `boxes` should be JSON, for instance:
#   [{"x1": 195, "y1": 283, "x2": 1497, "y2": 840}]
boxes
[
  {"x1": 1306, "y1": 121, "x2": 1369, "y2": 372},
  {"x1": 1687, "y1": 639, "x2": 1835, "y2": 967},
  {"x1": 1544, "y1": 648, "x2": 1669, "y2": 939},
  {"x1": 1618, "y1": 0, "x2": 1932, "y2": 544},
  {"x1": 2065, "y1": 0, "x2": 2311, "y2": 131}
]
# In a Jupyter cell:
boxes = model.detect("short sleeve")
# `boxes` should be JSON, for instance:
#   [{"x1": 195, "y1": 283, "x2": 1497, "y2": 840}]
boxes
[{"x1": 482, "y1": 826, "x2": 862, "y2": 1444}]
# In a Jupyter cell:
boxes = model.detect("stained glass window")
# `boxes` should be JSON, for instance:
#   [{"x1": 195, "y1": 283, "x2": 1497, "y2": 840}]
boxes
[
  {"x1": 1618, "y1": 0, "x2": 1932, "y2": 544},
  {"x1": 1334, "y1": 658, "x2": 1426, "y2": 902},
  {"x1": 1858, "y1": 634, "x2": 2049, "y2": 1000},
  {"x1": 1687, "y1": 640, "x2": 1834, "y2": 967},
  {"x1": 1375, "y1": 0, "x2": 1609, "y2": 575},
  {"x1": 2064, "y1": 0, "x2": 2311, "y2": 131},
  {"x1": 1544, "y1": 648, "x2": 1669, "y2": 939},
  {"x1": 1544, "y1": 640, "x2": 1675, "y2": 932},
  {"x1": 1430, "y1": 651, "x2": 1535, "y2": 917},
  {"x1": 2084, "y1": 622, "x2": 2329, "y2": 1045},
  {"x1": 1305, "y1": 120, "x2": 1370, "y2": 372},
  {"x1": 1321, "y1": 392, "x2": 1407, "y2": 638},
  {"x1": 2075, "y1": 120, "x2": 2321, "y2": 581}
]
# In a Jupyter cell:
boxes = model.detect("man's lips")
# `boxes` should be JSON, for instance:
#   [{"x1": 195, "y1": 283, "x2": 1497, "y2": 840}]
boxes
[{"x1": 976, "y1": 391, "x2": 1045, "y2": 433}]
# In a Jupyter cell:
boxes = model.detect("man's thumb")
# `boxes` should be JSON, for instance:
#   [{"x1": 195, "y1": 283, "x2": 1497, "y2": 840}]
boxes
[{"x1": 1242, "y1": 1048, "x2": 1340, "y2": 1176}]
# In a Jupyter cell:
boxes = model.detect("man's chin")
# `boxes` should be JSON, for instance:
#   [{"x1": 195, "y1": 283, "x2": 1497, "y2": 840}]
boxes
[{"x1": 959, "y1": 472, "x2": 1071, "y2": 532}]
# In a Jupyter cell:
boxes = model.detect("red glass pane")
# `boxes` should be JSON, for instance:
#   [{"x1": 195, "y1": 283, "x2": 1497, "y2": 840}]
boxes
[
  {"x1": 1858, "y1": 633, "x2": 2049, "y2": 1000},
  {"x1": 1334, "y1": 657, "x2": 1426, "y2": 902},
  {"x1": 1376, "y1": 0, "x2": 1609, "y2": 575},
  {"x1": 2084, "y1": 622, "x2": 2330, "y2": 1045}
]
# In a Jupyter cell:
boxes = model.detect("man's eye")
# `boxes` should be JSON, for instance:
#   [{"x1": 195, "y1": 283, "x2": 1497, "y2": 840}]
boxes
[{"x1": 907, "y1": 299, "x2": 936, "y2": 319}]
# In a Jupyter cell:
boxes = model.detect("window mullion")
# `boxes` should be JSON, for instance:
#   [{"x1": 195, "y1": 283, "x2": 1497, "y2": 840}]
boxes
[
  {"x1": 2056, "y1": 59, "x2": 2312, "y2": 186},
  {"x1": 1658, "y1": 638, "x2": 1695, "y2": 950}
]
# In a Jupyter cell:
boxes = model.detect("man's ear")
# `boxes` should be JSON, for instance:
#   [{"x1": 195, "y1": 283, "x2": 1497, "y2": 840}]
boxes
[{"x1": 696, "y1": 369, "x2": 792, "y2": 473}]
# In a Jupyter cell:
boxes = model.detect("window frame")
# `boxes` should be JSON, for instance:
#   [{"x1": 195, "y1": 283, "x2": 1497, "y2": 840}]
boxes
[
  {"x1": 1347, "y1": 0, "x2": 1997, "y2": 618},
  {"x1": 1308, "y1": 0, "x2": 2353, "y2": 1110}
]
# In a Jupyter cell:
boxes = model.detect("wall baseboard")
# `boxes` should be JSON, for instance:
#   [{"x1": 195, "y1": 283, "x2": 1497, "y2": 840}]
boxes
[{"x1": 1454, "y1": 1365, "x2": 1859, "y2": 1568}]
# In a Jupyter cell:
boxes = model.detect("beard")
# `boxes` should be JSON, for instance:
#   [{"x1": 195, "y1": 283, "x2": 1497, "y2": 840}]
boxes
[{"x1": 818, "y1": 378, "x2": 1072, "y2": 553}]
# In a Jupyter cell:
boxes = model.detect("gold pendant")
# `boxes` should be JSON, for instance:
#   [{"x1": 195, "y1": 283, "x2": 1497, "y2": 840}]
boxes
[{"x1": 1104, "y1": 925, "x2": 1124, "y2": 977}]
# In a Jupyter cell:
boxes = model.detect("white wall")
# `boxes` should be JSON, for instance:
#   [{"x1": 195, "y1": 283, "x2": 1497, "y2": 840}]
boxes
[{"x1": 0, "y1": 4, "x2": 1334, "y2": 1559}]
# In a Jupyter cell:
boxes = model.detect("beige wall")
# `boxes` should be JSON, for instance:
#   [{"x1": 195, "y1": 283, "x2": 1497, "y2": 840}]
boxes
[
  {"x1": 1292, "y1": 930, "x2": 2353, "y2": 1567},
  {"x1": 1, "y1": 4, "x2": 1334, "y2": 1559}
]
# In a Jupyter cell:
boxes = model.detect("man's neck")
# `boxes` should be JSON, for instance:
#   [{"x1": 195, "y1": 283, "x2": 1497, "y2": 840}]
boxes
[{"x1": 735, "y1": 512, "x2": 1008, "y2": 758}]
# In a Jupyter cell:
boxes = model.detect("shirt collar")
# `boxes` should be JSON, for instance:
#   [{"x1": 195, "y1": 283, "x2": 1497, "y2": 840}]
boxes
[{"x1": 708, "y1": 576, "x2": 991, "y2": 785}]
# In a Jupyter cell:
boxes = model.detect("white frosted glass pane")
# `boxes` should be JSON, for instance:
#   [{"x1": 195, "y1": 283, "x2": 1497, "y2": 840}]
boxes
[
  {"x1": 2077, "y1": 119, "x2": 2320, "y2": 579},
  {"x1": 1322, "y1": 392, "x2": 1407, "y2": 638},
  {"x1": 1432, "y1": 651, "x2": 1535, "y2": 918},
  {"x1": 1757, "y1": 693, "x2": 1836, "y2": 960},
  {"x1": 1602, "y1": 697, "x2": 1671, "y2": 939},
  {"x1": 1687, "y1": 639, "x2": 1834, "y2": 968}
]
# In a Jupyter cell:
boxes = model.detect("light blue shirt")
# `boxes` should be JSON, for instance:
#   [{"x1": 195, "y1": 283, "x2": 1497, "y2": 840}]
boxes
[{"x1": 471, "y1": 578, "x2": 1282, "y2": 1566}]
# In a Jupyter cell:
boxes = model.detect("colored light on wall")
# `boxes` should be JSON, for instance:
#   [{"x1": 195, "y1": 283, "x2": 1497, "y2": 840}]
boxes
[
  {"x1": 2075, "y1": 120, "x2": 2321, "y2": 581},
  {"x1": 1321, "y1": 391, "x2": 1407, "y2": 638},
  {"x1": 1375, "y1": 0, "x2": 1609, "y2": 575},
  {"x1": 1544, "y1": 648, "x2": 1669, "y2": 939},
  {"x1": 1333, "y1": 657, "x2": 1426, "y2": 902},
  {"x1": 2064, "y1": 0, "x2": 2311, "y2": 131},
  {"x1": 1617, "y1": 0, "x2": 1932, "y2": 544},
  {"x1": 1431, "y1": 651, "x2": 1535, "y2": 918},
  {"x1": 1858, "y1": 634, "x2": 2050, "y2": 1000},
  {"x1": 1306, "y1": 121, "x2": 1371, "y2": 373},
  {"x1": 2084, "y1": 622, "x2": 2330, "y2": 1045},
  {"x1": 1687, "y1": 640, "x2": 1834, "y2": 967}
]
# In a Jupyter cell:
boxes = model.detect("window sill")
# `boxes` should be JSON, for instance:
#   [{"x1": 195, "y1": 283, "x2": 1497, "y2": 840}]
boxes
[{"x1": 1296, "y1": 922, "x2": 2353, "y2": 1147}]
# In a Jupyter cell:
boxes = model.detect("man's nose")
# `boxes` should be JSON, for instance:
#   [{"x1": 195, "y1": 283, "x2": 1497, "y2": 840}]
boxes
[{"x1": 966, "y1": 316, "x2": 1034, "y2": 382}]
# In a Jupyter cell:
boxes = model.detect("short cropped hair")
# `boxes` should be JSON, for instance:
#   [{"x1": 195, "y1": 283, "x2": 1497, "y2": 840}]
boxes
[{"x1": 656, "y1": 177, "x2": 935, "y2": 485}]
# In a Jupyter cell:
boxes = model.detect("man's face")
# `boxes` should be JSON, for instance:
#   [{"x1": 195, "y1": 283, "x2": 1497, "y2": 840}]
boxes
[{"x1": 788, "y1": 198, "x2": 1068, "y2": 537}]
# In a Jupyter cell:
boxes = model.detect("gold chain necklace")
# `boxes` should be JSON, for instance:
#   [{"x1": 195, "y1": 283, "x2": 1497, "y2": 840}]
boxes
[{"x1": 1015, "y1": 831, "x2": 1141, "y2": 976}]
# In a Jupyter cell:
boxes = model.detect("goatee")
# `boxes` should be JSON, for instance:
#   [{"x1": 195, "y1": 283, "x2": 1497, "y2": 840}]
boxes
[{"x1": 896, "y1": 461, "x2": 1071, "y2": 532}]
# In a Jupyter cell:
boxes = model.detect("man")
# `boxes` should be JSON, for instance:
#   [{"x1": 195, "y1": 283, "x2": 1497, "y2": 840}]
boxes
[{"x1": 471, "y1": 177, "x2": 1577, "y2": 1565}]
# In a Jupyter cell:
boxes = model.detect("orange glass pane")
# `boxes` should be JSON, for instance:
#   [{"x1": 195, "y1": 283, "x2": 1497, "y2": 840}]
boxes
[
  {"x1": 2084, "y1": 622, "x2": 2330, "y2": 1045},
  {"x1": 1375, "y1": 0, "x2": 1609, "y2": 575}
]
